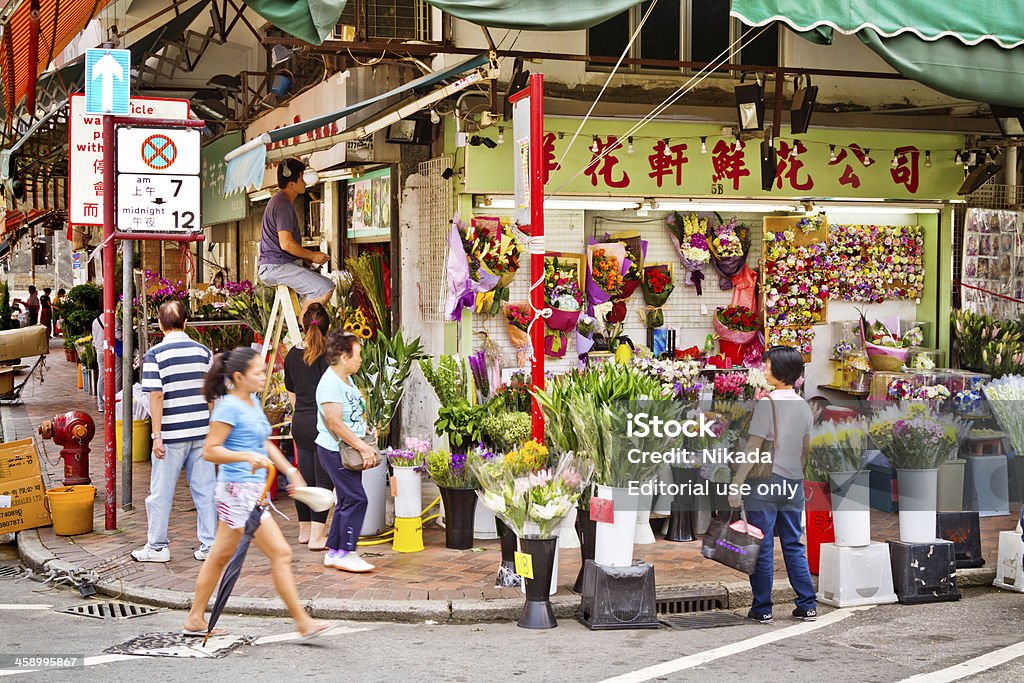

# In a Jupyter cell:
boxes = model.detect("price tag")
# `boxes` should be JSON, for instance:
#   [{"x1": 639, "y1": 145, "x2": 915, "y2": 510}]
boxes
[
  {"x1": 514, "y1": 551, "x2": 534, "y2": 579},
  {"x1": 590, "y1": 496, "x2": 614, "y2": 524},
  {"x1": 389, "y1": 476, "x2": 398, "y2": 497}
]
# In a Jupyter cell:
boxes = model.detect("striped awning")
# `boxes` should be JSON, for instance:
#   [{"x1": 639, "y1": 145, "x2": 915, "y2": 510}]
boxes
[{"x1": 1, "y1": 0, "x2": 113, "y2": 117}]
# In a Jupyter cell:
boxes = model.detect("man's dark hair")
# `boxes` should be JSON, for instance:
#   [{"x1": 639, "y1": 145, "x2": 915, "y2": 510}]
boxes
[
  {"x1": 27, "y1": 285, "x2": 35, "y2": 294},
  {"x1": 158, "y1": 300, "x2": 188, "y2": 331},
  {"x1": 764, "y1": 345, "x2": 805, "y2": 386},
  {"x1": 277, "y1": 158, "x2": 305, "y2": 189}
]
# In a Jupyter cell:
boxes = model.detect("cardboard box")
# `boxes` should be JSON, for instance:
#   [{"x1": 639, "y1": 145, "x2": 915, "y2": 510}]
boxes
[
  {"x1": 0, "y1": 325, "x2": 48, "y2": 363},
  {"x1": 0, "y1": 367, "x2": 13, "y2": 395},
  {"x1": 0, "y1": 438, "x2": 51, "y2": 534}
]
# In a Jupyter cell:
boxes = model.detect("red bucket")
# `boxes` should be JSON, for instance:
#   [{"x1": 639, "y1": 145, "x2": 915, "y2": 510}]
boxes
[
  {"x1": 718, "y1": 340, "x2": 747, "y2": 365},
  {"x1": 803, "y1": 480, "x2": 835, "y2": 576}
]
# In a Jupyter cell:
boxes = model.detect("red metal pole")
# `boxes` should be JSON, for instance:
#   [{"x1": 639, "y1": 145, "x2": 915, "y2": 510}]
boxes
[
  {"x1": 102, "y1": 115, "x2": 117, "y2": 531},
  {"x1": 528, "y1": 74, "x2": 545, "y2": 443}
]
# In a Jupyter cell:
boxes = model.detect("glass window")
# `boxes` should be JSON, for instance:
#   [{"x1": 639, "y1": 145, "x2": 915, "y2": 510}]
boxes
[
  {"x1": 587, "y1": 11, "x2": 630, "y2": 65},
  {"x1": 689, "y1": 0, "x2": 731, "y2": 64},
  {"x1": 741, "y1": 21, "x2": 780, "y2": 66},
  {"x1": 639, "y1": 0, "x2": 680, "y2": 69}
]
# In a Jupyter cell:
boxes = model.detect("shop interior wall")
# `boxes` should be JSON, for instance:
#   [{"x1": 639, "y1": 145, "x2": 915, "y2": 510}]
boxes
[{"x1": 465, "y1": 207, "x2": 927, "y2": 396}]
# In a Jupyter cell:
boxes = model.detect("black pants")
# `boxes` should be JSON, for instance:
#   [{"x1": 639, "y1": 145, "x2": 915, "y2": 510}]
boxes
[{"x1": 294, "y1": 441, "x2": 331, "y2": 523}]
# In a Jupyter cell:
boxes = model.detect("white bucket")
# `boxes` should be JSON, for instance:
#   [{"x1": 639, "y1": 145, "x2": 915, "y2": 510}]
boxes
[
  {"x1": 519, "y1": 522, "x2": 559, "y2": 596},
  {"x1": 897, "y1": 468, "x2": 939, "y2": 543},
  {"x1": 359, "y1": 459, "x2": 388, "y2": 536},
  {"x1": 829, "y1": 471, "x2": 871, "y2": 547},
  {"x1": 473, "y1": 501, "x2": 498, "y2": 539},
  {"x1": 556, "y1": 506, "x2": 580, "y2": 549},
  {"x1": 594, "y1": 485, "x2": 638, "y2": 568},
  {"x1": 392, "y1": 467, "x2": 422, "y2": 519},
  {"x1": 634, "y1": 484, "x2": 656, "y2": 545}
]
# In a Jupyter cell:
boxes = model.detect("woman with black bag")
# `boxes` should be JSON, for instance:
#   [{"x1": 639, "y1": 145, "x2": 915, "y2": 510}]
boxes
[
  {"x1": 315, "y1": 330, "x2": 380, "y2": 573},
  {"x1": 728, "y1": 346, "x2": 817, "y2": 624}
]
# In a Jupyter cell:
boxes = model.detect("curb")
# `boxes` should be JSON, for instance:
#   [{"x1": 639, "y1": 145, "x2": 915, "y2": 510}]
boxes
[{"x1": 17, "y1": 529, "x2": 1001, "y2": 622}]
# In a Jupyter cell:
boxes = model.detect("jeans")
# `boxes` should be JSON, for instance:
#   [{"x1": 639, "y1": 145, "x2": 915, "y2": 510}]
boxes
[
  {"x1": 144, "y1": 438, "x2": 217, "y2": 552},
  {"x1": 744, "y1": 473, "x2": 817, "y2": 615},
  {"x1": 295, "y1": 443, "x2": 330, "y2": 524},
  {"x1": 318, "y1": 445, "x2": 367, "y2": 552}
]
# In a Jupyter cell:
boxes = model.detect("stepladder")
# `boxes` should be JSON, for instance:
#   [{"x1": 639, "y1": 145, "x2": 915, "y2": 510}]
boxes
[{"x1": 260, "y1": 284, "x2": 302, "y2": 406}]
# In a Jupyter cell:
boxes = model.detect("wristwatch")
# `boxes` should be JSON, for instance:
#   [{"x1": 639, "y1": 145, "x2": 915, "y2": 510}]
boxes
[{"x1": 152, "y1": 433, "x2": 162, "y2": 440}]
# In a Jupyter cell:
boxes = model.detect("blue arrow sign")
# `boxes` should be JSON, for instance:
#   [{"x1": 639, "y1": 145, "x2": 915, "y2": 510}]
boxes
[{"x1": 85, "y1": 49, "x2": 131, "y2": 115}]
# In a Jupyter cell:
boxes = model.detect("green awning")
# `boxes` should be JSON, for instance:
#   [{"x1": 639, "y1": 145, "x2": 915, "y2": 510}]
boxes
[
  {"x1": 423, "y1": 0, "x2": 642, "y2": 31},
  {"x1": 243, "y1": 0, "x2": 346, "y2": 46},
  {"x1": 732, "y1": 0, "x2": 1024, "y2": 107},
  {"x1": 731, "y1": 0, "x2": 1024, "y2": 48}
]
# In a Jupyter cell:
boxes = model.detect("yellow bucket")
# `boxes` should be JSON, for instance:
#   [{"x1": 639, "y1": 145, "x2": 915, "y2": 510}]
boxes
[
  {"x1": 116, "y1": 419, "x2": 152, "y2": 462},
  {"x1": 46, "y1": 485, "x2": 96, "y2": 536}
]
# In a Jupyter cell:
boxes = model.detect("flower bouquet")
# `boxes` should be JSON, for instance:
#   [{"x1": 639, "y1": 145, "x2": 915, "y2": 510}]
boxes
[
  {"x1": 808, "y1": 421, "x2": 869, "y2": 479},
  {"x1": 576, "y1": 314, "x2": 597, "y2": 360},
  {"x1": 587, "y1": 244, "x2": 626, "y2": 304},
  {"x1": 445, "y1": 219, "x2": 479, "y2": 322},
  {"x1": 603, "y1": 232, "x2": 647, "y2": 300},
  {"x1": 425, "y1": 449, "x2": 478, "y2": 489},
  {"x1": 713, "y1": 305, "x2": 759, "y2": 345},
  {"x1": 713, "y1": 372, "x2": 746, "y2": 401},
  {"x1": 641, "y1": 263, "x2": 674, "y2": 308},
  {"x1": 860, "y1": 314, "x2": 924, "y2": 371},
  {"x1": 385, "y1": 437, "x2": 431, "y2": 470},
  {"x1": 666, "y1": 212, "x2": 712, "y2": 295},
  {"x1": 544, "y1": 255, "x2": 584, "y2": 357},
  {"x1": 868, "y1": 404, "x2": 958, "y2": 470},
  {"x1": 709, "y1": 216, "x2": 751, "y2": 290},
  {"x1": 385, "y1": 437, "x2": 432, "y2": 521},
  {"x1": 767, "y1": 326, "x2": 814, "y2": 358},
  {"x1": 630, "y1": 356, "x2": 703, "y2": 401},
  {"x1": 504, "y1": 303, "x2": 532, "y2": 348},
  {"x1": 472, "y1": 217, "x2": 522, "y2": 316},
  {"x1": 984, "y1": 375, "x2": 1024, "y2": 456}
]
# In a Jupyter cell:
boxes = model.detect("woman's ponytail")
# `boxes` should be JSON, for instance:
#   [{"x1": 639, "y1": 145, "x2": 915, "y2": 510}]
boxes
[{"x1": 302, "y1": 303, "x2": 330, "y2": 366}]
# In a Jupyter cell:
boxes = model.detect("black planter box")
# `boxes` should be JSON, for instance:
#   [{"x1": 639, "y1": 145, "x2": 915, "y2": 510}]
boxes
[
  {"x1": 936, "y1": 511, "x2": 985, "y2": 569},
  {"x1": 577, "y1": 560, "x2": 659, "y2": 630},
  {"x1": 888, "y1": 540, "x2": 961, "y2": 604}
]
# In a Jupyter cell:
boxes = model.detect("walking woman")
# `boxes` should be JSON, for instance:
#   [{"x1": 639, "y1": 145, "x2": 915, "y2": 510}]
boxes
[
  {"x1": 316, "y1": 330, "x2": 379, "y2": 573},
  {"x1": 284, "y1": 303, "x2": 332, "y2": 549},
  {"x1": 729, "y1": 346, "x2": 817, "y2": 624},
  {"x1": 183, "y1": 347, "x2": 333, "y2": 639},
  {"x1": 39, "y1": 288, "x2": 53, "y2": 337}
]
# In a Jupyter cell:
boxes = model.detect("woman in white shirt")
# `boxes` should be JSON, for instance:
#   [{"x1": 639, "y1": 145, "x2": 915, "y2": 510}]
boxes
[{"x1": 729, "y1": 346, "x2": 817, "y2": 625}]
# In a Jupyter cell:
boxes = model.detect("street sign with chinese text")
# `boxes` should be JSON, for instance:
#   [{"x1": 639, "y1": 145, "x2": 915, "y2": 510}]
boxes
[
  {"x1": 116, "y1": 175, "x2": 200, "y2": 233},
  {"x1": 68, "y1": 95, "x2": 191, "y2": 226}
]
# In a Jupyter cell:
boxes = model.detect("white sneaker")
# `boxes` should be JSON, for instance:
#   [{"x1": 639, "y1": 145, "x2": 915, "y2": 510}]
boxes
[
  {"x1": 193, "y1": 549, "x2": 210, "y2": 561},
  {"x1": 333, "y1": 553, "x2": 375, "y2": 573},
  {"x1": 323, "y1": 552, "x2": 340, "y2": 568},
  {"x1": 131, "y1": 546, "x2": 170, "y2": 563}
]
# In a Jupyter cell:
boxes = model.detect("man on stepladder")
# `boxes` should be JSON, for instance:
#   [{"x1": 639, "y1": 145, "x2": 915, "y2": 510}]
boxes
[{"x1": 257, "y1": 158, "x2": 335, "y2": 317}]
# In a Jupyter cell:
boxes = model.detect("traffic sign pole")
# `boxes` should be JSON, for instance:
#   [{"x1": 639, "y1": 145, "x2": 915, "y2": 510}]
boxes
[{"x1": 101, "y1": 115, "x2": 205, "y2": 531}]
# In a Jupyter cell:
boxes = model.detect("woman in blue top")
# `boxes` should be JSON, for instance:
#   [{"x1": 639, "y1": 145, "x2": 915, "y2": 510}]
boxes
[
  {"x1": 182, "y1": 347, "x2": 333, "y2": 640},
  {"x1": 317, "y1": 330, "x2": 380, "y2": 573}
]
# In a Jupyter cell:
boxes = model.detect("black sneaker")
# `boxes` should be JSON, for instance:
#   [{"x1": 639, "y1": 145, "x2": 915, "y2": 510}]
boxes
[
  {"x1": 746, "y1": 610, "x2": 772, "y2": 624},
  {"x1": 792, "y1": 608, "x2": 817, "y2": 622}
]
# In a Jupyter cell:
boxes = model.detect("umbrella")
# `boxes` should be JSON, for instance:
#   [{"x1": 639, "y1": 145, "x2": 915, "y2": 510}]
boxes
[{"x1": 204, "y1": 464, "x2": 276, "y2": 646}]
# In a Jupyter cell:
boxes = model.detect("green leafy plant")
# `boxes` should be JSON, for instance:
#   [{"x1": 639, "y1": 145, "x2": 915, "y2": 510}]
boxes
[
  {"x1": 481, "y1": 412, "x2": 532, "y2": 452},
  {"x1": 425, "y1": 450, "x2": 477, "y2": 489},
  {"x1": 60, "y1": 284, "x2": 103, "y2": 338},
  {"x1": 420, "y1": 355, "x2": 470, "y2": 406},
  {"x1": 354, "y1": 331, "x2": 425, "y2": 448},
  {"x1": 346, "y1": 253, "x2": 390, "y2": 337},
  {"x1": 226, "y1": 285, "x2": 275, "y2": 338},
  {"x1": 0, "y1": 281, "x2": 15, "y2": 331},
  {"x1": 435, "y1": 402, "x2": 487, "y2": 452}
]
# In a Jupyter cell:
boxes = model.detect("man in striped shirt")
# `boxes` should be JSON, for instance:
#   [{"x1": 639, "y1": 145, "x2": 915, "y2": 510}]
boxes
[{"x1": 131, "y1": 301, "x2": 216, "y2": 563}]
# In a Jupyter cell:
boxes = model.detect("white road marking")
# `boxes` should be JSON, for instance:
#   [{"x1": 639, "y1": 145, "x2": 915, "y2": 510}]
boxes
[
  {"x1": 898, "y1": 640, "x2": 1024, "y2": 683},
  {"x1": 598, "y1": 606, "x2": 876, "y2": 683},
  {"x1": 0, "y1": 605, "x2": 52, "y2": 610},
  {"x1": 0, "y1": 625, "x2": 374, "y2": 676}
]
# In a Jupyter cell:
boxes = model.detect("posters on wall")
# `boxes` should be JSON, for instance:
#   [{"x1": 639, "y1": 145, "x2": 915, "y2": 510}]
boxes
[
  {"x1": 346, "y1": 168, "x2": 391, "y2": 233},
  {"x1": 961, "y1": 208, "x2": 1024, "y2": 317}
]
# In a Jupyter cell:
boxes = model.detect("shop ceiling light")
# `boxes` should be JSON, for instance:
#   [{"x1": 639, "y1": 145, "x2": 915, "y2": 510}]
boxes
[
  {"x1": 429, "y1": 109, "x2": 440, "y2": 124},
  {"x1": 497, "y1": 127, "x2": 504, "y2": 145},
  {"x1": 627, "y1": 136, "x2": 634, "y2": 154},
  {"x1": 734, "y1": 72, "x2": 766, "y2": 132},
  {"x1": 829, "y1": 145, "x2": 837, "y2": 163},
  {"x1": 790, "y1": 74, "x2": 818, "y2": 135},
  {"x1": 700, "y1": 137, "x2": 707, "y2": 154},
  {"x1": 819, "y1": 204, "x2": 942, "y2": 215},
  {"x1": 863, "y1": 149, "x2": 874, "y2": 166},
  {"x1": 991, "y1": 104, "x2": 1024, "y2": 136},
  {"x1": 478, "y1": 196, "x2": 642, "y2": 211},
  {"x1": 654, "y1": 200, "x2": 801, "y2": 213},
  {"x1": 925, "y1": 151, "x2": 932, "y2": 168}
]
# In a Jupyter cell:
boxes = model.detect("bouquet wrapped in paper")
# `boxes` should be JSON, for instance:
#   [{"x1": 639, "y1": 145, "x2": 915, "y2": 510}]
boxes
[
  {"x1": 504, "y1": 302, "x2": 531, "y2": 349},
  {"x1": 544, "y1": 256, "x2": 584, "y2": 332},
  {"x1": 666, "y1": 212, "x2": 712, "y2": 295},
  {"x1": 709, "y1": 216, "x2": 751, "y2": 290},
  {"x1": 868, "y1": 403, "x2": 960, "y2": 469},
  {"x1": 603, "y1": 232, "x2": 647, "y2": 300},
  {"x1": 984, "y1": 375, "x2": 1024, "y2": 455},
  {"x1": 471, "y1": 448, "x2": 593, "y2": 539},
  {"x1": 641, "y1": 263, "x2": 674, "y2": 308},
  {"x1": 587, "y1": 244, "x2": 630, "y2": 324},
  {"x1": 471, "y1": 217, "x2": 522, "y2": 317},
  {"x1": 713, "y1": 305, "x2": 759, "y2": 345}
]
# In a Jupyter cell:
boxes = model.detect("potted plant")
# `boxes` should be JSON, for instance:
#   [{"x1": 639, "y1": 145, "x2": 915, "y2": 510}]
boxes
[
  {"x1": 809, "y1": 421, "x2": 871, "y2": 547},
  {"x1": 354, "y1": 332, "x2": 425, "y2": 449},
  {"x1": 471, "y1": 450, "x2": 592, "y2": 629},
  {"x1": 63, "y1": 335, "x2": 80, "y2": 363},
  {"x1": 869, "y1": 404, "x2": 963, "y2": 543},
  {"x1": 425, "y1": 449, "x2": 481, "y2": 550},
  {"x1": 481, "y1": 411, "x2": 531, "y2": 453}
]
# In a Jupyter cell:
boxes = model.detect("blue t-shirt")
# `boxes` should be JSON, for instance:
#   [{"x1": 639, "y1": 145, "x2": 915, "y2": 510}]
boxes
[
  {"x1": 315, "y1": 369, "x2": 367, "y2": 451},
  {"x1": 259, "y1": 191, "x2": 301, "y2": 265},
  {"x1": 210, "y1": 394, "x2": 272, "y2": 484}
]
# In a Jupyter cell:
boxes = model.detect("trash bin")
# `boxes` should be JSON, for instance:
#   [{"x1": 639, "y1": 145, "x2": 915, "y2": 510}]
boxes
[
  {"x1": 46, "y1": 485, "x2": 96, "y2": 536},
  {"x1": 116, "y1": 419, "x2": 152, "y2": 462}
]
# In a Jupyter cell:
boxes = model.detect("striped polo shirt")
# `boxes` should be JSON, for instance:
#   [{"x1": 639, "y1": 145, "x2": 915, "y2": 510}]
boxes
[{"x1": 142, "y1": 331, "x2": 213, "y2": 444}]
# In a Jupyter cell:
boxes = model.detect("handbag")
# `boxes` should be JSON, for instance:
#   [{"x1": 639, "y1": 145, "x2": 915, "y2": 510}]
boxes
[
  {"x1": 700, "y1": 504, "x2": 764, "y2": 575},
  {"x1": 320, "y1": 405, "x2": 376, "y2": 471}
]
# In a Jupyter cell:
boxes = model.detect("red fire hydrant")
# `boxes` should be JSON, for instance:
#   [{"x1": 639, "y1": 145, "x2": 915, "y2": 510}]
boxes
[{"x1": 38, "y1": 411, "x2": 95, "y2": 486}]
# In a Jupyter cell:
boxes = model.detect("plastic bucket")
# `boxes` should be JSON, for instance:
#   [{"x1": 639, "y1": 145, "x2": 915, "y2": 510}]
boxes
[
  {"x1": 717, "y1": 340, "x2": 747, "y2": 365},
  {"x1": 897, "y1": 468, "x2": 939, "y2": 543},
  {"x1": 46, "y1": 485, "x2": 96, "y2": 536},
  {"x1": 392, "y1": 466, "x2": 422, "y2": 519},
  {"x1": 594, "y1": 485, "x2": 639, "y2": 568},
  {"x1": 829, "y1": 470, "x2": 872, "y2": 547},
  {"x1": 360, "y1": 459, "x2": 388, "y2": 536},
  {"x1": 116, "y1": 419, "x2": 152, "y2": 463}
]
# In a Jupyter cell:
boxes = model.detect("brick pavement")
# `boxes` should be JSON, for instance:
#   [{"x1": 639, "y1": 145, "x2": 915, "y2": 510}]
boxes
[{"x1": 7, "y1": 341, "x2": 1021, "y2": 606}]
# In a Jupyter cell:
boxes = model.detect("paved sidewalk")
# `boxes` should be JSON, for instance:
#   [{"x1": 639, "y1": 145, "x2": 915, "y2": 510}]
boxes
[{"x1": 7, "y1": 342, "x2": 1017, "y2": 621}]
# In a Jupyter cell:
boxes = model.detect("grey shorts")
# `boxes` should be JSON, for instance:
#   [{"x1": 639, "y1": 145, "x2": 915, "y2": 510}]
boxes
[{"x1": 258, "y1": 261, "x2": 335, "y2": 301}]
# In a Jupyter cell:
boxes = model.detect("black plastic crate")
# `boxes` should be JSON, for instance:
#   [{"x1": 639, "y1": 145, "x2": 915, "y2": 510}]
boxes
[
  {"x1": 936, "y1": 511, "x2": 985, "y2": 569},
  {"x1": 577, "y1": 560, "x2": 659, "y2": 630},
  {"x1": 888, "y1": 540, "x2": 961, "y2": 604},
  {"x1": 867, "y1": 463, "x2": 899, "y2": 513}
]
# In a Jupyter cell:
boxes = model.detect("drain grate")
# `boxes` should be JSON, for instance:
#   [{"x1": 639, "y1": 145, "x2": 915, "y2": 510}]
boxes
[
  {"x1": 659, "y1": 611, "x2": 748, "y2": 630},
  {"x1": 656, "y1": 587, "x2": 728, "y2": 615},
  {"x1": 59, "y1": 602, "x2": 159, "y2": 620},
  {"x1": 0, "y1": 564, "x2": 25, "y2": 579}
]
